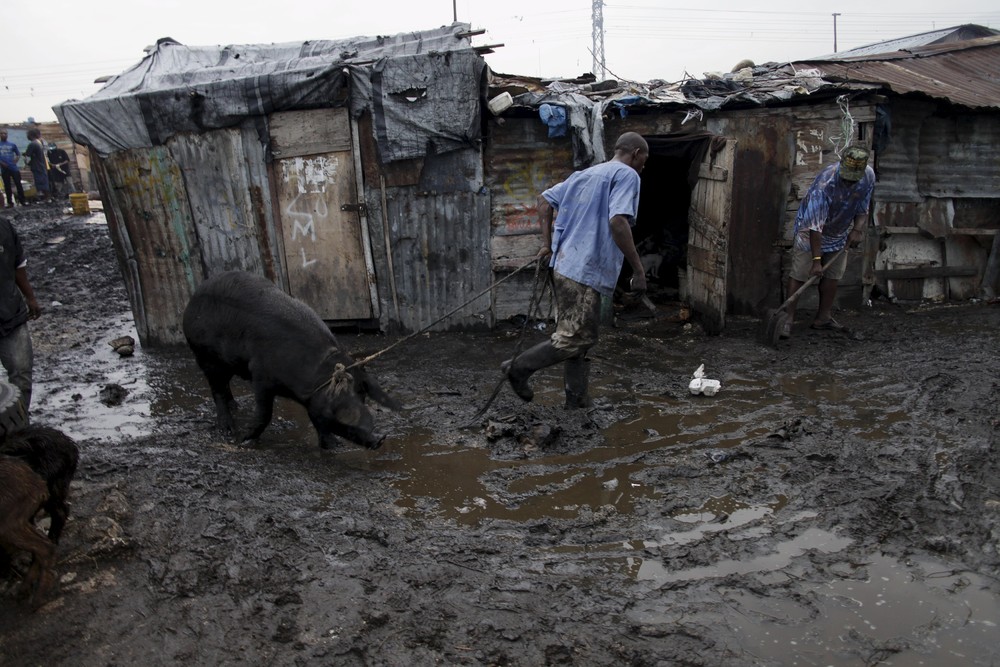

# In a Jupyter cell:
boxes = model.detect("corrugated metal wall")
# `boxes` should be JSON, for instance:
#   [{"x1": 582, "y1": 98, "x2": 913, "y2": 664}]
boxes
[
  {"x1": 380, "y1": 190, "x2": 492, "y2": 331},
  {"x1": 871, "y1": 101, "x2": 1000, "y2": 301},
  {"x1": 96, "y1": 123, "x2": 279, "y2": 346},
  {"x1": 97, "y1": 146, "x2": 202, "y2": 346},
  {"x1": 485, "y1": 117, "x2": 571, "y2": 321}
]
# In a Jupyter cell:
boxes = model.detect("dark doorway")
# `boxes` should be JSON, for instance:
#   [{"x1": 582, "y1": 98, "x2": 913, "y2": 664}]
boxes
[{"x1": 617, "y1": 134, "x2": 711, "y2": 303}]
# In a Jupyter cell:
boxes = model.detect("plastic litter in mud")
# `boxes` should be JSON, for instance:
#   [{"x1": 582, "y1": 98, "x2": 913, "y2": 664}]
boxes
[{"x1": 688, "y1": 363, "x2": 721, "y2": 396}]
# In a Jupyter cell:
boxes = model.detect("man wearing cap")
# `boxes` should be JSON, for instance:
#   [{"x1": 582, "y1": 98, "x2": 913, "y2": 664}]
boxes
[{"x1": 783, "y1": 145, "x2": 875, "y2": 336}]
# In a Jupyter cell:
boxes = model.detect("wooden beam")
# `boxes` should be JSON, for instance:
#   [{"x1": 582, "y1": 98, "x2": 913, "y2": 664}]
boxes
[{"x1": 876, "y1": 266, "x2": 978, "y2": 280}]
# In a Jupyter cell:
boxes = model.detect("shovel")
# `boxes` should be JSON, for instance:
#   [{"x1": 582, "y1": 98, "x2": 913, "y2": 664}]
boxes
[{"x1": 759, "y1": 248, "x2": 845, "y2": 348}]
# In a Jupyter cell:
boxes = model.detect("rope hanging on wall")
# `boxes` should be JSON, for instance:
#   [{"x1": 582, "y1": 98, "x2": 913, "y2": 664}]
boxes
[{"x1": 831, "y1": 94, "x2": 857, "y2": 157}]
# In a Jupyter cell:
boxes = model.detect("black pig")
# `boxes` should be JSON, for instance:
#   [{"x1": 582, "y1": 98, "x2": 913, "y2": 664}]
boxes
[
  {"x1": 182, "y1": 271, "x2": 400, "y2": 449},
  {"x1": 0, "y1": 456, "x2": 56, "y2": 606},
  {"x1": 0, "y1": 425, "x2": 79, "y2": 543}
]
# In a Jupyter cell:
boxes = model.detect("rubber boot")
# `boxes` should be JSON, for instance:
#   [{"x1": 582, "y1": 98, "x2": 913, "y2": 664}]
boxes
[
  {"x1": 501, "y1": 341, "x2": 574, "y2": 402},
  {"x1": 564, "y1": 356, "x2": 590, "y2": 409}
]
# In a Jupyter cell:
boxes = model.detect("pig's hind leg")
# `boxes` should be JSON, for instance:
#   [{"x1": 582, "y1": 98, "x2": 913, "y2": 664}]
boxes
[
  {"x1": 193, "y1": 355, "x2": 238, "y2": 434},
  {"x1": 240, "y1": 382, "x2": 277, "y2": 443}
]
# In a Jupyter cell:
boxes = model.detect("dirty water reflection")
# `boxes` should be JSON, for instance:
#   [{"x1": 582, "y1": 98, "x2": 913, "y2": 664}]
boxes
[{"x1": 727, "y1": 552, "x2": 1000, "y2": 663}]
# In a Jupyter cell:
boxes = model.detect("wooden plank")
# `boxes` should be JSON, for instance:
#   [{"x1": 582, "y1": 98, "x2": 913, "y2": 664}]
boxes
[
  {"x1": 270, "y1": 108, "x2": 352, "y2": 158},
  {"x1": 270, "y1": 108, "x2": 372, "y2": 320},
  {"x1": 875, "y1": 266, "x2": 978, "y2": 279},
  {"x1": 697, "y1": 163, "x2": 728, "y2": 181},
  {"x1": 882, "y1": 226, "x2": 996, "y2": 236}
]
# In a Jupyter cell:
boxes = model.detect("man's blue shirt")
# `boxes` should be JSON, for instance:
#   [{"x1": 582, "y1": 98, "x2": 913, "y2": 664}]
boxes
[
  {"x1": 793, "y1": 162, "x2": 875, "y2": 253},
  {"x1": 542, "y1": 160, "x2": 641, "y2": 296},
  {"x1": 0, "y1": 140, "x2": 21, "y2": 172}
]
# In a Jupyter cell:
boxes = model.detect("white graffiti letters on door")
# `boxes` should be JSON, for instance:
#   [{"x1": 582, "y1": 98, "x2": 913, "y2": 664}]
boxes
[{"x1": 280, "y1": 156, "x2": 340, "y2": 269}]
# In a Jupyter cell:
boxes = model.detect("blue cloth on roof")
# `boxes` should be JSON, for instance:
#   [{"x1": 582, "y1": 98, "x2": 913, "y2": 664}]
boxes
[{"x1": 539, "y1": 104, "x2": 567, "y2": 138}]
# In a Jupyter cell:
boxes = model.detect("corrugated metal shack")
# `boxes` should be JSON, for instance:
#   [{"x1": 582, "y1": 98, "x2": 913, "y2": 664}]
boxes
[
  {"x1": 488, "y1": 29, "x2": 1000, "y2": 330},
  {"x1": 55, "y1": 24, "x2": 493, "y2": 346},
  {"x1": 56, "y1": 23, "x2": 1000, "y2": 346}
]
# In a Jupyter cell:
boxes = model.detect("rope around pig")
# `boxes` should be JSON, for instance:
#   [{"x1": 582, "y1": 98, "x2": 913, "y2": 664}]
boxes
[{"x1": 337, "y1": 256, "x2": 546, "y2": 376}]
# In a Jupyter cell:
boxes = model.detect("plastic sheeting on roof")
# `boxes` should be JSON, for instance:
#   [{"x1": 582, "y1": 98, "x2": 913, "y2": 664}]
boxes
[{"x1": 54, "y1": 23, "x2": 486, "y2": 159}]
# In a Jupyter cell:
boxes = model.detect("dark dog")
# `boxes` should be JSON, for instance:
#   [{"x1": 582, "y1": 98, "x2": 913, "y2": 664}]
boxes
[
  {"x1": 0, "y1": 425, "x2": 79, "y2": 543},
  {"x1": 0, "y1": 456, "x2": 56, "y2": 606}
]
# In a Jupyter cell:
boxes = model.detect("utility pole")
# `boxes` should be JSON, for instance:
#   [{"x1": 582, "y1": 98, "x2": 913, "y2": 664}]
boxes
[
  {"x1": 832, "y1": 12, "x2": 841, "y2": 53},
  {"x1": 453, "y1": 0, "x2": 457, "y2": 22},
  {"x1": 592, "y1": 0, "x2": 606, "y2": 80}
]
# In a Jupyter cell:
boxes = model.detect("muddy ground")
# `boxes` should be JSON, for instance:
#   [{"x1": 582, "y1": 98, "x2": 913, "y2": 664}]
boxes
[{"x1": 1, "y1": 204, "x2": 998, "y2": 666}]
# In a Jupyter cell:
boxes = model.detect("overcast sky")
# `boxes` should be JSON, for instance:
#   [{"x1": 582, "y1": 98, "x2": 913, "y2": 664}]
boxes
[{"x1": 2, "y1": 0, "x2": 997, "y2": 125}]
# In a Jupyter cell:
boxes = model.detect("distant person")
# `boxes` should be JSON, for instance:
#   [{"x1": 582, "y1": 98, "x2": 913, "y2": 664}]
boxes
[
  {"x1": 0, "y1": 214, "x2": 42, "y2": 412},
  {"x1": 24, "y1": 129, "x2": 50, "y2": 200},
  {"x1": 0, "y1": 129, "x2": 26, "y2": 207},
  {"x1": 783, "y1": 146, "x2": 875, "y2": 336},
  {"x1": 47, "y1": 143, "x2": 71, "y2": 197},
  {"x1": 502, "y1": 132, "x2": 648, "y2": 409}
]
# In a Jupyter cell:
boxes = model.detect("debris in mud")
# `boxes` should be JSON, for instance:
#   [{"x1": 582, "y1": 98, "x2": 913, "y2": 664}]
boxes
[
  {"x1": 108, "y1": 335, "x2": 135, "y2": 357},
  {"x1": 486, "y1": 415, "x2": 561, "y2": 450},
  {"x1": 688, "y1": 363, "x2": 721, "y2": 395},
  {"x1": 519, "y1": 422, "x2": 561, "y2": 449},
  {"x1": 766, "y1": 417, "x2": 806, "y2": 441},
  {"x1": 98, "y1": 383, "x2": 128, "y2": 406},
  {"x1": 705, "y1": 449, "x2": 752, "y2": 465}
]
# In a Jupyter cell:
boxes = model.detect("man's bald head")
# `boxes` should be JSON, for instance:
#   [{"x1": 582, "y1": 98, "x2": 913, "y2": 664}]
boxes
[{"x1": 613, "y1": 132, "x2": 649, "y2": 173}]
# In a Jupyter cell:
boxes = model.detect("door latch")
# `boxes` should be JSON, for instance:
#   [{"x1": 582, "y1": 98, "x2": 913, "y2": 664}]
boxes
[{"x1": 340, "y1": 203, "x2": 368, "y2": 215}]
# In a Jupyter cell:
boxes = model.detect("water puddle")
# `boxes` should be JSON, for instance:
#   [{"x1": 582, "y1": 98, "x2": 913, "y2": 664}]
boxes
[
  {"x1": 638, "y1": 526, "x2": 852, "y2": 584},
  {"x1": 727, "y1": 552, "x2": 1000, "y2": 664}
]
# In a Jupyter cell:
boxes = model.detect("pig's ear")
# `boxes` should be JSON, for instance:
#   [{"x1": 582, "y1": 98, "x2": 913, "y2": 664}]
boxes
[{"x1": 363, "y1": 379, "x2": 402, "y2": 411}]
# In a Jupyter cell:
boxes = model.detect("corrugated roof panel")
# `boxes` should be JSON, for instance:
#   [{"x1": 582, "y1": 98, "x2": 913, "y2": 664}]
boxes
[{"x1": 807, "y1": 37, "x2": 1000, "y2": 110}]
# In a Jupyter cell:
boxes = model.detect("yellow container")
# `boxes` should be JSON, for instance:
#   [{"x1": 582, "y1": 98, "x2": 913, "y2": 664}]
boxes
[{"x1": 69, "y1": 193, "x2": 90, "y2": 215}]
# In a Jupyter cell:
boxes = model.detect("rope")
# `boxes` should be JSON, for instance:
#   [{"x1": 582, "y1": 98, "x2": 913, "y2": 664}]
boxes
[
  {"x1": 340, "y1": 256, "x2": 543, "y2": 374},
  {"x1": 832, "y1": 94, "x2": 856, "y2": 157},
  {"x1": 463, "y1": 257, "x2": 550, "y2": 426}
]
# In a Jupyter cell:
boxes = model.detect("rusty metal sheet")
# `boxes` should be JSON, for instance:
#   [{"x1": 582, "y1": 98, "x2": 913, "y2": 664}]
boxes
[
  {"x1": 484, "y1": 118, "x2": 572, "y2": 322},
  {"x1": 99, "y1": 147, "x2": 200, "y2": 345},
  {"x1": 811, "y1": 37, "x2": 1000, "y2": 110},
  {"x1": 711, "y1": 113, "x2": 793, "y2": 314},
  {"x1": 384, "y1": 190, "x2": 493, "y2": 332},
  {"x1": 169, "y1": 129, "x2": 268, "y2": 278},
  {"x1": 486, "y1": 118, "x2": 573, "y2": 240}
]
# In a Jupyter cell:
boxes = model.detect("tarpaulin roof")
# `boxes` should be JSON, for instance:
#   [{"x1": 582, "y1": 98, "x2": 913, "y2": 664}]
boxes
[{"x1": 54, "y1": 23, "x2": 486, "y2": 159}]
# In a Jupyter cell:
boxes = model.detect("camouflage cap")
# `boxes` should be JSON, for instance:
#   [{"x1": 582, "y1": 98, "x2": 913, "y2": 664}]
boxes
[{"x1": 840, "y1": 146, "x2": 870, "y2": 182}]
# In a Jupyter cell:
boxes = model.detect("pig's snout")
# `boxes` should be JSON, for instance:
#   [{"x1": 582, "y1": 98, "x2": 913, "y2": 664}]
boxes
[{"x1": 365, "y1": 432, "x2": 387, "y2": 450}]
